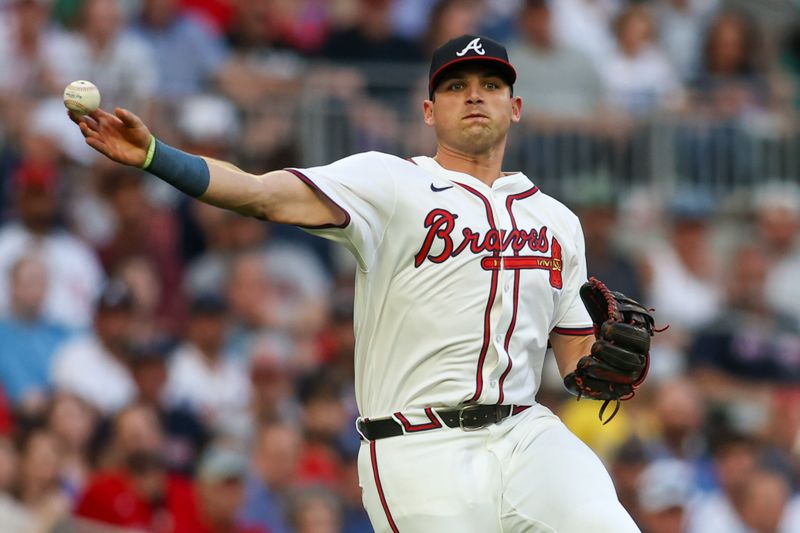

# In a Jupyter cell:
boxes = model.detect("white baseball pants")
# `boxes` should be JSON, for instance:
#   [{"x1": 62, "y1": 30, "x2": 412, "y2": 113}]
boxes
[{"x1": 357, "y1": 403, "x2": 640, "y2": 532}]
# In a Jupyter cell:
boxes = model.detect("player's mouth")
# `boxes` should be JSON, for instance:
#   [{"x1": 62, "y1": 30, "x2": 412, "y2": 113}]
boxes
[{"x1": 463, "y1": 113, "x2": 489, "y2": 120}]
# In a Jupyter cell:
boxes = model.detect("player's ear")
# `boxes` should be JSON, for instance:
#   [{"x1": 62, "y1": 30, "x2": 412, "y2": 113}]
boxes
[
  {"x1": 511, "y1": 96, "x2": 523, "y2": 124},
  {"x1": 423, "y1": 99, "x2": 435, "y2": 127}
]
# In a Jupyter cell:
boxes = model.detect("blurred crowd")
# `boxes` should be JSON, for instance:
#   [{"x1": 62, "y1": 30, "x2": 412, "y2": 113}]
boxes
[{"x1": 0, "y1": 0, "x2": 799, "y2": 532}]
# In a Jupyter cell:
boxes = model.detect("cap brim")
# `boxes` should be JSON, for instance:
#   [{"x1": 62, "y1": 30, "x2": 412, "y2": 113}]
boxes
[{"x1": 429, "y1": 56, "x2": 517, "y2": 96}]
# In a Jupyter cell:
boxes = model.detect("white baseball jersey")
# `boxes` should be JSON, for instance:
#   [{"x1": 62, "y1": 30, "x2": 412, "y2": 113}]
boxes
[{"x1": 288, "y1": 152, "x2": 593, "y2": 418}]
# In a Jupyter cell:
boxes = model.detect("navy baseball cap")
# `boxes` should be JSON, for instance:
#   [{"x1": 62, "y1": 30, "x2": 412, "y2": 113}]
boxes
[{"x1": 428, "y1": 34, "x2": 517, "y2": 99}]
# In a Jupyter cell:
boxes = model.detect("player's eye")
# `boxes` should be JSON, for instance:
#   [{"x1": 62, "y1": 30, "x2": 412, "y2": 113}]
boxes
[
  {"x1": 448, "y1": 81, "x2": 466, "y2": 91},
  {"x1": 484, "y1": 81, "x2": 499, "y2": 90}
]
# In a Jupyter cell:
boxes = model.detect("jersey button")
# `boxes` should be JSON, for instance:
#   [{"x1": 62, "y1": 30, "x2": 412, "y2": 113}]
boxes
[
  {"x1": 490, "y1": 380, "x2": 497, "y2": 388},
  {"x1": 495, "y1": 335, "x2": 503, "y2": 343}
]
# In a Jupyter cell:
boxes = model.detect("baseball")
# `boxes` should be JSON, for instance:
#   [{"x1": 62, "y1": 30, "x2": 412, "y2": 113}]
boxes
[{"x1": 63, "y1": 80, "x2": 101, "y2": 115}]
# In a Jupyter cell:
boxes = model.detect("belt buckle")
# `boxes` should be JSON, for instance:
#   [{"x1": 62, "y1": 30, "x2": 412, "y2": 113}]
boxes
[{"x1": 458, "y1": 404, "x2": 490, "y2": 431}]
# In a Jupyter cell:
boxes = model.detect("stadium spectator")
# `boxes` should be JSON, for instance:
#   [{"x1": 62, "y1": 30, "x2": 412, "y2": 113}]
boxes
[
  {"x1": 755, "y1": 183, "x2": 800, "y2": 325},
  {"x1": 50, "y1": 280, "x2": 138, "y2": 414},
  {"x1": 219, "y1": 0, "x2": 304, "y2": 109},
  {"x1": 183, "y1": 202, "x2": 239, "y2": 295},
  {"x1": 608, "y1": 438, "x2": 649, "y2": 526},
  {"x1": 603, "y1": 5, "x2": 684, "y2": 116},
  {"x1": 180, "y1": 0, "x2": 236, "y2": 34},
  {"x1": 688, "y1": 243, "x2": 800, "y2": 438},
  {"x1": 176, "y1": 94, "x2": 241, "y2": 159},
  {"x1": 507, "y1": 0, "x2": 604, "y2": 121},
  {"x1": 550, "y1": 0, "x2": 619, "y2": 70},
  {"x1": 165, "y1": 293, "x2": 251, "y2": 433},
  {"x1": 0, "y1": 255, "x2": 71, "y2": 408},
  {"x1": 95, "y1": 167, "x2": 184, "y2": 334},
  {"x1": 0, "y1": 434, "x2": 32, "y2": 532},
  {"x1": 782, "y1": 21, "x2": 800, "y2": 109},
  {"x1": 421, "y1": 0, "x2": 482, "y2": 55},
  {"x1": 689, "y1": 243, "x2": 800, "y2": 385},
  {"x1": 0, "y1": 0, "x2": 61, "y2": 107},
  {"x1": 685, "y1": 429, "x2": 759, "y2": 533},
  {"x1": 738, "y1": 468, "x2": 800, "y2": 533},
  {"x1": 0, "y1": 161, "x2": 104, "y2": 329},
  {"x1": 647, "y1": 378, "x2": 706, "y2": 463},
  {"x1": 678, "y1": 10, "x2": 774, "y2": 184},
  {"x1": 391, "y1": 0, "x2": 438, "y2": 42},
  {"x1": 116, "y1": 254, "x2": 172, "y2": 342},
  {"x1": 133, "y1": 0, "x2": 230, "y2": 100},
  {"x1": 242, "y1": 421, "x2": 302, "y2": 533},
  {"x1": 651, "y1": 0, "x2": 721, "y2": 83},
  {"x1": 288, "y1": 484, "x2": 343, "y2": 533},
  {"x1": 295, "y1": 370, "x2": 348, "y2": 488},
  {"x1": 247, "y1": 334, "x2": 297, "y2": 425},
  {"x1": 321, "y1": 0, "x2": 423, "y2": 65},
  {"x1": 45, "y1": 0, "x2": 158, "y2": 109},
  {"x1": 636, "y1": 458, "x2": 694, "y2": 533},
  {"x1": 44, "y1": 392, "x2": 96, "y2": 499},
  {"x1": 641, "y1": 190, "x2": 721, "y2": 331},
  {"x1": 127, "y1": 340, "x2": 209, "y2": 476},
  {"x1": 194, "y1": 446, "x2": 267, "y2": 533},
  {"x1": 337, "y1": 448, "x2": 372, "y2": 533},
  {"x1": 225, "y1": 251, "x2": 290, "y2": 359},
  {"x1": 75, "y1": 403, "x2": 199, "y2": 532},
  {"x1": 0, "y1": 389, "x2": 12, "y2": 435},
  {"x1": 572, "y1": 186, "x2": 644, "y2": 302},
  {"x1": 692, "y1": 10, "x2": 770, "y2": 118},
  {"x1": 13, "y1": 428, "x2": 71, "y2": 532},
  {"x1": 320, "y1": 0, "x2": 424, "y2": 107},
  {"x1": 184, "y1": 207, "x2": 330, "y2": 342}
]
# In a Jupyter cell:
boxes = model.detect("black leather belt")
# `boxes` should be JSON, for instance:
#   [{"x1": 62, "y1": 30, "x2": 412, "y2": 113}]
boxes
[{"x1": 357, "y1": 404, "x2": 524, "y2": 441}]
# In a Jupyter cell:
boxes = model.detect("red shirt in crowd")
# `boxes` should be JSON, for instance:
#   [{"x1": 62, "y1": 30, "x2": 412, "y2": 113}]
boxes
[{"x1": 74, "y1": 470, "x2": 201, "y2": 533}]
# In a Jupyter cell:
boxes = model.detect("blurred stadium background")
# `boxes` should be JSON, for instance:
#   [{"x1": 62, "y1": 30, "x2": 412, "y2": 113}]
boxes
[{"x1": 1, "y1": 0, "x2": 800, "y2": 532}]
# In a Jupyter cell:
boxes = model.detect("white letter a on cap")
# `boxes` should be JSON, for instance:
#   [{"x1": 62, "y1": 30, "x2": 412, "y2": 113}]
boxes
[{"x1": 456, "y1": 38, "x2": 485, "y2": 57}]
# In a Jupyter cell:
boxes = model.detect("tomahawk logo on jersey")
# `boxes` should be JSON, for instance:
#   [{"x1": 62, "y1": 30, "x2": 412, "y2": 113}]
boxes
[{"x1": 287, "y1": 151, "x2": 593, "y2": 418}]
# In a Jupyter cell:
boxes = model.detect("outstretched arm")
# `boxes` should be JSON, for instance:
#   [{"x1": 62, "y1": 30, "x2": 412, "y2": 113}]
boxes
[{"x1": 69, "y1": 107, "x2": 345, "y2": 227}]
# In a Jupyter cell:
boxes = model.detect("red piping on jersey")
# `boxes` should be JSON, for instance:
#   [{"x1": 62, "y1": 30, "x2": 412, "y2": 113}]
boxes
[
  {"x1": 453, "y1": 182, "x2": 498, "y2": 403},
  {"x1": 370, "y1": 440, "x2": 400, "y2": 532},
  {"x1": 498, "y1": 187, "x2": 538, "y2": 404},
  {"x1": 394, "y1": 407, "x2": 442, "y2": 432},
  {"x1": 284, "y1": 168, "x2": 352, "y2": 229}
]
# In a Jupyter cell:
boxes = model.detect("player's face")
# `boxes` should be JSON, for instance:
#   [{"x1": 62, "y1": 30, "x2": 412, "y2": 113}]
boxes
[{"x1": 423, "y1": 66, "x2": 522, "y2": 157}]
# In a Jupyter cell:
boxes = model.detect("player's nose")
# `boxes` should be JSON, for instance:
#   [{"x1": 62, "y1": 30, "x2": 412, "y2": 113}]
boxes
[{"x1": 465, "y1": 84, "x2": 484, "y2": 104}]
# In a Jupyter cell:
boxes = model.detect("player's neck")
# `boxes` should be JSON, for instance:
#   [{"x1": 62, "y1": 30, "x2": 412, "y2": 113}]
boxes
[{"x1": 433, "y1": 145, "x2": 505, "y2": 186}]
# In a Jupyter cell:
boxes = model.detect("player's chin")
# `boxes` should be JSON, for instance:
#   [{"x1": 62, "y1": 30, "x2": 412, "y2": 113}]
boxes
[{"x1": 460, "y1": 128, "x2": 500, "y2": 150}]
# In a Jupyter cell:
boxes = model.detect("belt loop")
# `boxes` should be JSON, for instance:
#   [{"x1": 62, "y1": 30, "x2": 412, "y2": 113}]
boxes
[{"x1": 355, "y1": 417, "x2": 369, "y2": 441}]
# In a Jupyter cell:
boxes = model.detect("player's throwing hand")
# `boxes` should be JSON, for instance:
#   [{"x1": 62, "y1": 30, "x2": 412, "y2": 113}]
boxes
[{"x1": 68, "y1": 107, "x2": 151, "y2": 167}]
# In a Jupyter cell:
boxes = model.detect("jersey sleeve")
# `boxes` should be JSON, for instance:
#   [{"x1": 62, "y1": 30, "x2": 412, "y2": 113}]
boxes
[
  {"x1": 285, "y1": 151, "x2": 397, "y2": 271},
  {"x1": 551, "y1": 218, "x2": 593, "y2": 336}
]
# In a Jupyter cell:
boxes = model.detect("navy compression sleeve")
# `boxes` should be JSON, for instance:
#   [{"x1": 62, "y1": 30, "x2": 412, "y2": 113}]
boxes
[{"x1": 143, "y1": 138, "x2": 210, "y2": 198}]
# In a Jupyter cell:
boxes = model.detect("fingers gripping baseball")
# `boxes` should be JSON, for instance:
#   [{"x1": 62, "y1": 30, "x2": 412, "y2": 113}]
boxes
[{"x1": 68, "y1": 107, "x2": 151, "y2": 167}]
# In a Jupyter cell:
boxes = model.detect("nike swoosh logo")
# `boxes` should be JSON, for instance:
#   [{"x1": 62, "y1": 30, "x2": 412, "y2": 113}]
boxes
[{"x1": 430, "y1": 184, "x2": 454, "y2": 192}]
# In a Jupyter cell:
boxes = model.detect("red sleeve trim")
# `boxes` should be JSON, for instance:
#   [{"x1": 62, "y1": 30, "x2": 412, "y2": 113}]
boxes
[
  {"x1": 284, "y1": 168, "x2": 351, "y2": 229},
  {"x1": 552, "y1": 326, "x2": 595, "y2": 336}
]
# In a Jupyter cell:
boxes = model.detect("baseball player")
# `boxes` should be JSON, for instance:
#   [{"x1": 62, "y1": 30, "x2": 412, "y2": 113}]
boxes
[{"x1": 70, "y1": 35, "x2": 654, "y2": 532}]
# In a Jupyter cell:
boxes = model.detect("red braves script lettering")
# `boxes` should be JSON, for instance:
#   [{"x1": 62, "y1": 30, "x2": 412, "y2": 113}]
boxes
[{"x1": 414, "y1": 209, "x2": 564, "y2": 288}]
